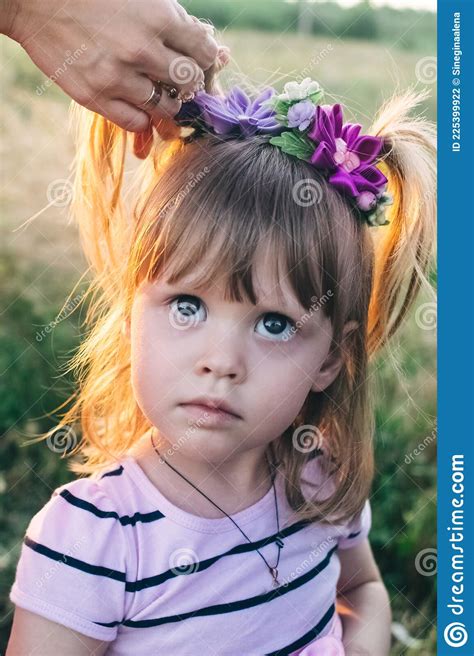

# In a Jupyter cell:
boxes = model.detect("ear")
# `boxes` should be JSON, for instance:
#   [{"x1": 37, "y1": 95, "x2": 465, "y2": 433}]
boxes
[{"x1": 310, "y1": 320, "x2": 359, "y2": 393}]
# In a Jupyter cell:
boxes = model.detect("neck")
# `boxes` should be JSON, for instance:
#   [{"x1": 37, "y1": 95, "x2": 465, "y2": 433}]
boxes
[{"x1": 130, "y1": 429, "x2": 275, "y2": 518}]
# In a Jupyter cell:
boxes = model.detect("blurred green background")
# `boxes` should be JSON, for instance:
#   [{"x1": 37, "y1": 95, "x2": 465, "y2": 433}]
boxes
[{"x1": 0, "y1": 1, "x2": 436, "y2": 653}]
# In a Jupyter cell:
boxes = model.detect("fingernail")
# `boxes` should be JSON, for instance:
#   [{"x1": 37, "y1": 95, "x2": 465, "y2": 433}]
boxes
[{"x1": 180, "y1": 91, "x2": 195, "y2": 103}]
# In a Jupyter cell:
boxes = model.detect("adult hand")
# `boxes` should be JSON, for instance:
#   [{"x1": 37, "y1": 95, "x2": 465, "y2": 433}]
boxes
[{"x1": 1, "y1": 0, "x2": 221, "y2": 132}]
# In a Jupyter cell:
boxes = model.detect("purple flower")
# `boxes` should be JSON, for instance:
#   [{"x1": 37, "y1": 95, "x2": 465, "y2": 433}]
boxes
[
  {"x1": 192, "y1": 86, "x2": 282, "y2": 137},
  {"x1": 287, "y1": 100, "x2": 316, "y2": 131},
  {"x1": 308, "y1": 103, "x2": 387, "y2": 200}
]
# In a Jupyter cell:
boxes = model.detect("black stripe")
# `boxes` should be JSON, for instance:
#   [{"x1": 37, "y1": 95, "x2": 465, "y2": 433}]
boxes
[
  {"x1": 24, "y1": 536, "x2": 126, "y2": 582},
  {"x1": 94, "y1": 619, "x2": 122, "y2": 628},
  {"x1": 126, "y1": 518, "x2": 313, "y2": 592},
  {"x1": 59, "y1": 489, "x2": 166, "y2": 526},
  {"x1": 347, "y1": 530, "x2": 361, "y2": 539},
  {"x1": 96, "y1": 604, "x2": 337, "y2": 640},
  {"x1": 24, "y1": 517, "x2": 317, "y2": 601},
  {"x1": 100, "y1": 465, "x2": 124, "y2": 478},
  {"x1": 97, "y1": 544, "x2": 338, "y2": 629},
  {"x1": 265, "y1": 603, "x2": 336, "y2": 656}
]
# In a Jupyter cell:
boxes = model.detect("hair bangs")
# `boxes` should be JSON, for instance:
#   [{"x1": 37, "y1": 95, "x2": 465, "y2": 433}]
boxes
[{"x1": 131, "y1": 135, "x2": 336, "y2": 315}]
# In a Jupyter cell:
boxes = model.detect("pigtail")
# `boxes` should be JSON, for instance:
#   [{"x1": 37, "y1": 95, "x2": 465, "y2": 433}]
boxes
[
  {"x1": 367, "y1": 88, "x2": 436, "y2": 356},
  {"x1": 69, "y1": 52, "x2": 226, "y2": 287},
  {"x1": 69, "y1": 103, "x2": 130, "y2": 291}
]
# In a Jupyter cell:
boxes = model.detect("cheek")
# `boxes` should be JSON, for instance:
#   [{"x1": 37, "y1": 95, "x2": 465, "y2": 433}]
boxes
[
  {"x1": 257, "y1": 337, "x2": 325, "y2": 386},
  {"x1": 130, "y1": 304, "x2": 178, "y2": 408},
  {"x1": 249, "y1": 344, "x2": 320, "y2": 424},
  {"x1": 257, "y1": 373, "x2": 312, "y2": 417}
]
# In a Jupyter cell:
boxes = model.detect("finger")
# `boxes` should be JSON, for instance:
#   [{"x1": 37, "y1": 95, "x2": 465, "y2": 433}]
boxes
[
  {"x1": 164, "y1": 10, "x2": 219, "y2": 72},
  {"x1": 147, "y1": 86, "x2": 182, "y2": 123},
  {"x1": 138, "y1": 47, "x2": 205, "y2": 96},
  {"x1": 200, "y1": 46, "x2": 231, "y2": 96},
  {"x1": 216, "y1": 46, "x2": 231, "y2": 70},
  {"x1": 86, "y1": 98, "x2": 152, "y2": 133},
  {"x1": 190, "y1": 15, "x2": 216, "y2": 36},
  {"x1": 167, "y1": 53, "x2": 204, "y2": 92},
  {"x1": 118, "y1": 75, "x2": 183, "y2": 121},
  {"x1": 133, "y1": 124, "x2": 154, "y2": 159}
]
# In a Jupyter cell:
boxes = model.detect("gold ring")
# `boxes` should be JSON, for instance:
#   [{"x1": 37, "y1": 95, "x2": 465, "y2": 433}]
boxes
[{"x1": 137, "y1": 80, "x2": 163, "y2": 111}]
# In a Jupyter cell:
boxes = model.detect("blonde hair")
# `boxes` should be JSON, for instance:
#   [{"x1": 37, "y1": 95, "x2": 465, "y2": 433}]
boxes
[{"x1": 29, "y1": 71, "x2": 436, "y2": 528}]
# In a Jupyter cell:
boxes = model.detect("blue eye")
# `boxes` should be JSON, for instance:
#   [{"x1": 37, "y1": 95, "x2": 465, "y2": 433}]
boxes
[
  {"x1": 255, "y1": 313, "x2": 296, "y2": 342},
  {"x1": 169, "y1": 295, "x2": 206, "y2": 325},
  {"x1": 168, "y1": 295, "x2": 296, "y2": 341}
]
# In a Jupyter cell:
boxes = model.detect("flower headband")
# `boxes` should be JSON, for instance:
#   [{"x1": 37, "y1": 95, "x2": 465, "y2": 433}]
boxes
[{"x1": 175, "y1": 78, "x2": 392, "y2": 227}]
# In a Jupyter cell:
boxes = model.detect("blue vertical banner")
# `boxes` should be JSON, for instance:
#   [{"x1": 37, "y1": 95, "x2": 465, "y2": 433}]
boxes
[{"x1": 438, "y1": 1, "x2": 474, "y2": 654}]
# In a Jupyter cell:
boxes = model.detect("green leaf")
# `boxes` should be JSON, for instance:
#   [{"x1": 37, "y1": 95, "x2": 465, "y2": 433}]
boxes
[
  {"x1": 268, "y1": 93, "x2": 324, "y2": 116},
  {"x1": 269, "y1": 130, "x2": 315, "y2": 161},
  {"x1": 308, "y1": 89, "x2": 325, "y2": 104},
  {"x1": 264, "y1": 97, "x2": 292, "y2": 116}
]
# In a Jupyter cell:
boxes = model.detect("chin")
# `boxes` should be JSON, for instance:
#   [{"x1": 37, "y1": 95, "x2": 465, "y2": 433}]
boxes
[{"x1": 159, "y1": 426, "x2": 240, "y2": 462}]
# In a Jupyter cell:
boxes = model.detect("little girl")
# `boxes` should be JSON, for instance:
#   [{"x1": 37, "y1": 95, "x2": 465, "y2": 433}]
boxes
[{"x1": 7, "y1": 59, "x2": 436, "y2": 656}]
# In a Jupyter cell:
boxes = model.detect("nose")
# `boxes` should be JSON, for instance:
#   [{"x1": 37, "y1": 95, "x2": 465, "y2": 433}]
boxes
[{"x1": 193, "y1": 328, "x2": 246, "y2": 383}]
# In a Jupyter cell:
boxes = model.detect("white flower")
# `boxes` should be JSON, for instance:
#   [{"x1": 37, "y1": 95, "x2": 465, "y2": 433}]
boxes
[{"x1": 279, "y1": 78, "x2": 322, "y2": 102}]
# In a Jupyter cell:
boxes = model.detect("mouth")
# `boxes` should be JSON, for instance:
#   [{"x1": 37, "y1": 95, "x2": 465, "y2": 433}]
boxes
[{"x1": 179, "y1": 398, "x2": 241, "y2": 420}]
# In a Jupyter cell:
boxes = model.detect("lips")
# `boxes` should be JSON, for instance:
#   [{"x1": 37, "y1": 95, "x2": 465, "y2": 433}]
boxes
[{"x1": 180, "y1": 397, "x2": 241, "y2": 418}]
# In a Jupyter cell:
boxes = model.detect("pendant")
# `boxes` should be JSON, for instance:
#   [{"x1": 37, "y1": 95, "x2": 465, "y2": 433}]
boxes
[{"x1": 270, "y1": 567, "x2": 280, "y2": 587}]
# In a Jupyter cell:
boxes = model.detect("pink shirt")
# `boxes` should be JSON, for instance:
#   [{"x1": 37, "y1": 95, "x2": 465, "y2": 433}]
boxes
[{"x1": 9, "y1": 453, "x2": 371, "y2": 655}]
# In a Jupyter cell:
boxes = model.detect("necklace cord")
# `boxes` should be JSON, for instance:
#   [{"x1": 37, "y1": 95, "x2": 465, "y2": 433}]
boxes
[{"x1": 150, "y1": 429, "x2": 283, "y2": 578}]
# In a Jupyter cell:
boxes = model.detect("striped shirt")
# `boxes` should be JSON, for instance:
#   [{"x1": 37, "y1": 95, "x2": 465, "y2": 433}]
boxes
[{"x1": 9, "y1": 453, "x2": 371, "y2": 655}]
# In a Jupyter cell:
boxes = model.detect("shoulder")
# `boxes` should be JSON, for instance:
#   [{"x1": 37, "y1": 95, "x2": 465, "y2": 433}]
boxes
[
  {"x1": 300, "y1": 453, "x2": 338, "y2": 499},
  {"x1": 25, "y1": 463, "x2": 131, "y2": 557},
  {"x1": 337, "y1": 498, "x2": 372, "y2": 548},
  {"x1": 9, "y1": 462, "x2": 131, "y2": 641}
]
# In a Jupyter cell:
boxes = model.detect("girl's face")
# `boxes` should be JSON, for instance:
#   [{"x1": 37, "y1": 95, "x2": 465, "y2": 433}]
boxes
[{"x1": 129, "y1": 249, "x2": 351, "y2": 467}]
